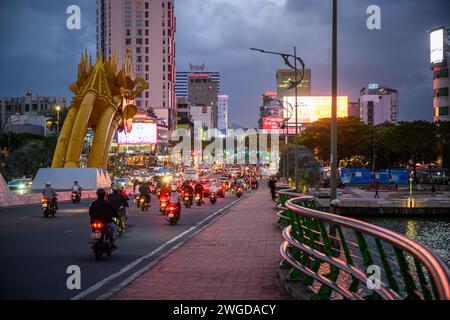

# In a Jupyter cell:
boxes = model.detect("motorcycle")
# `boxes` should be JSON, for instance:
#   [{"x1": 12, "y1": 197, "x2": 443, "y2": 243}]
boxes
[
  {"x1": 165, "y1": 203, "x2": 180, "y2": 225},
  {"x1": 159, "y1": 195, "x2": 169, "y2": 214},
  {"x1": 140, "y1": 195, "x2": 150, "y2": 211},
  {"x1": 90, "y1": 220, "x2": 114, "y2": 261},
  {"x1": 71, "y1": 191, "x2": 80, "y2": 204},
  {"x1": 236, "y1": 187, "x2": 243, "y2": 198},
  {"x1": 134, "y1": 194, "x2": 141, "y2": 208},
  {"x1": 210, "y1": 192, "x2": 217, "y2": 205},
  {"x1": 113, "y1": 206, "x2": 126, "y2": 236},
  {"x1": 195, "y1": 192, "x2": 202, "y2": 206},
  {"x1": 251, "y1": 181, "x2": 258, "y2": 190},
  {"x1": 182, "y1": 191, "x2": 192, "y2": 208},
  {"x1": 42, "y1": 197, "x2": 56, "y2": 218}
]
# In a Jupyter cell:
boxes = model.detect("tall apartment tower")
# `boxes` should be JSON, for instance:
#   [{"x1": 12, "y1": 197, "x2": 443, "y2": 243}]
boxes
[
  {"x1": 96, "y1": 0, "x2": 176, "y2": 128},
  {"x1": 430, "y1": 27, "x2": 450, "y2": 122},
  {"x1": 188, "y1": 74, "x2": 218, "y2": 128}
]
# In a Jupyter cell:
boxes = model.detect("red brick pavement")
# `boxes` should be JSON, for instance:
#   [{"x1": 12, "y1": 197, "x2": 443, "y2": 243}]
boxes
[{"x1": 111, "y1": 187, "x2": 293, "y2": 300}]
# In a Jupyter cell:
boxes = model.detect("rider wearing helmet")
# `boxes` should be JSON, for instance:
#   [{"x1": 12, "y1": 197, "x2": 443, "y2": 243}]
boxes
[
  {"x1": 89, "y1": 188, "x2": 119, "y2": 249},
  {"x1": 42, "y1": 181, "x2": 58, "y2": 209},
  {"x1": 71, "y1": 180, "x2": 82, "y2": 197}
]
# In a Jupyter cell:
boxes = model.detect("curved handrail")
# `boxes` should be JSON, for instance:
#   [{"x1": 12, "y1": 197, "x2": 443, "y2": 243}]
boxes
[{"x1": 278, "y1": 190, "x2": 450, "y2": 300}]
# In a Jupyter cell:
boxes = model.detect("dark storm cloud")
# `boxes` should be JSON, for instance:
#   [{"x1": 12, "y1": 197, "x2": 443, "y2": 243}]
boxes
[
  {"x1": 0, "y1": 0, "x2": 95, "y2": 99},
  {"x1": 0, "y1": 0, "x2": 448, "y2": 127}
]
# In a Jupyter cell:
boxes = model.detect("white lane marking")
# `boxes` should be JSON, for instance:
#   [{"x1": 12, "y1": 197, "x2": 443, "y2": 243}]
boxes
[
  {"x1": 70, "y1": 197, "x2": 243, "y2": 300},
  {"x1": 64, "y1": 230, "x2": 72, "y2": 233},
  {"x1": 19, "y1": 216, "x2": 29, "y2": 219}
]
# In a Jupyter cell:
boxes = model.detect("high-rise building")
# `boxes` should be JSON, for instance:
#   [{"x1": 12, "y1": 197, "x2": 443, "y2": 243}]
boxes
[
  {"x1": 430, "y1": 27, "x2": 450, "y2": 122},
  {"x1": 188, "y1": 74, "x2": 218, "y2": 128},
  {"x1": 276, "y1": 68, "x2": 311, "y2": 102},
  {"x1": 217, "y1": 95, "x2": 229, "y2": 136},
  {"x1": 0, "y1": 90, "x2": 67, "y2": 128},
  {"x1": 359, "y1": 84, "x2": 398, "y2": 126},
  {"x1": 175, "y1": 64, "x2": 221, "y2": 98},
  {"x1": 348, "y1": 102, "x2": 360, "y2": 118},
  {"x1": 96, "y1": 0, "x2": 176, "y2": 128}
]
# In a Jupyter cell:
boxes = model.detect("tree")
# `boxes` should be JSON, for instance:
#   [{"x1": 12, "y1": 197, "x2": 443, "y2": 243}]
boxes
[
  {"x1": 280, "y1": 146, "x2": 321, "y2": 192},
  {"x1": 5, "y1": 141, "x2": 52, "y2": 179},
  {"x1": 392, "y1": 121, "x2": 438, "y2": 183},
  {"x1": 437, "y1": 121, "x2": 450, "y2": 170},
  {"x1": 300, "y1": 117, "x2": 372, "y2": 166}
]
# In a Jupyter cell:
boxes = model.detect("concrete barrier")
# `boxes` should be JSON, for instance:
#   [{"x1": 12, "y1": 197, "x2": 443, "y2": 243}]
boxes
[{"x1": 0, "y1": 187, "x2": 133, "y2": 208}]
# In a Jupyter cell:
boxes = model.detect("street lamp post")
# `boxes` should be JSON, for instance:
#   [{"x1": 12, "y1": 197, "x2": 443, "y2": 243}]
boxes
[
  {"x1": 268, "y1": 98, "x2": 293, "y2": 183},
  {"x1": 330, "y1": 0, "x2": 338, "y2": 201},
  {"x1": 55, "y1": 105, "x2": 61, "y2": 138},
  {"x1": 250, "y1": 47, "x2": 305, "y2": 191}
]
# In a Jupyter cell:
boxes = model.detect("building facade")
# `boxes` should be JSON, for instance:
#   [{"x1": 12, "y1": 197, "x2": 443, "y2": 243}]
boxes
[
  {"x1": 276, "y1": 68, "x2": 311, "y2": 102},
  {"x1": 96, "y1": 0, "x2": 176, "y2": 128},
  {"x1": 430, "y1": 27, "x2": 450, "y2": 122},
  {"x1": 175, "y1": 68, "x2": 221, "y2": 98},
  {"x1": 0, "y1": 91, "x2": 67, "y2": 129},
  {"x1": 217, "y1": 94, "x2": 229, "y2": 136},
  {"x1": 348, "y1": 101, "x2": 360, "y2": 118},
  {"x1": 359, "y1": 84, "x2": 398, "y2": 126},
  {"x1": 187, "y1": 74, "x2": 218, "y2": 128}
]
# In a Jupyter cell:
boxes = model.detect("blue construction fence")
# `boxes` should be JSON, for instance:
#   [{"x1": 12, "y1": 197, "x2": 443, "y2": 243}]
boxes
[{"x1": 340, "y1": 168, "x2": 410, "y2": 185}]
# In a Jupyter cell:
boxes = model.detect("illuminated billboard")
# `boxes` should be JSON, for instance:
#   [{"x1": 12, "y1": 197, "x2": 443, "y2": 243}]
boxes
[
  {"x1": 430, "y1": 28, "x2": 444, "y2": 65},
  {"x1": 283, "y1": 96, "x2": 348, "y2": 123},
  {"x1": 117, "y1": 123, "x2": 157, "y2": 144},
  {"x1": 262, "y1": 116, "x2": 284, "y2": 132}
]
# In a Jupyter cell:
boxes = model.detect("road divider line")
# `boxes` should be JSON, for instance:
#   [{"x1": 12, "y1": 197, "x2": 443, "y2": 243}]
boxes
[{"x1": 71, "y1": 196, "x2": 245, "y2": 300}]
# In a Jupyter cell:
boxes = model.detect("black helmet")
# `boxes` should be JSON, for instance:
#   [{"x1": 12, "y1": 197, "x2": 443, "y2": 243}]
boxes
[{"x1": 96, "y1": 188, "x2": 106, "y2": 199}]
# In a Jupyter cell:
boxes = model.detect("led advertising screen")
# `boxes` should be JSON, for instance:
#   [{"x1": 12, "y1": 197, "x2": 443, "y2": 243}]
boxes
[
  {"x1": 283, "y1": 96, "x2": 348, "y2": 124},
  {"x1": 430, "y1": 28, "x2": 444, "y2": 65},
  {"x1": 262, "y1": 116, "x2": 284, "y2": 132},
  {"x1": 117, "y1": 123, "x2": 157, "y2": 144}
]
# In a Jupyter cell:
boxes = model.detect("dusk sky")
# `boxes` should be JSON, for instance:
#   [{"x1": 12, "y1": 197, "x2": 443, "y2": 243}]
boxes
[{"x1": 0, "y1": 0, "x2": 449, "y2": 128}]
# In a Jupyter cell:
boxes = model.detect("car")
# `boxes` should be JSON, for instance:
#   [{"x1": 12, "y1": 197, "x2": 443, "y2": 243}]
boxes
[
  {"x1": 115, "y1": 177, "x2": 131, "y2": 187},
  {"x1": 8, "y1": 179, "x2": 28, "y2": 191}
]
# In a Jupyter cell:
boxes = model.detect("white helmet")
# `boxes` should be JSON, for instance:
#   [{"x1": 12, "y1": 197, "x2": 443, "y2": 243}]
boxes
[
  {"x1": 45, "y1": 181, "x2": 51, "y2": 186},
  {"x1": 171, "y1": 185, "x2": 177, "y2": 192}
]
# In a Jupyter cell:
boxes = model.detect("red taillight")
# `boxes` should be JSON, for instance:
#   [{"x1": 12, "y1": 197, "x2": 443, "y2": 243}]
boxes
[
  {"x1": 91, "y1": 222, "x2": 104, "y2": 229},
  {"x1": 167, "y1": 205, "x2": 176, "y2": 213}
]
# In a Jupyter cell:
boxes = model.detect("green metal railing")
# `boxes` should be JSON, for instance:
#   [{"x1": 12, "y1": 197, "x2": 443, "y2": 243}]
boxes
[{"x1": 277, "y1": 189, "x2": 450, "y2": 300}]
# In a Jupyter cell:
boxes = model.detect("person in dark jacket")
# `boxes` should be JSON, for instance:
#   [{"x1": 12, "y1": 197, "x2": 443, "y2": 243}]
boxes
[
  {"x1": 268, "y1": 177, "x2": 277, "y2": 200},
  {"x1": 89, "y1": 188, "x2": 119, "y2": 248}
]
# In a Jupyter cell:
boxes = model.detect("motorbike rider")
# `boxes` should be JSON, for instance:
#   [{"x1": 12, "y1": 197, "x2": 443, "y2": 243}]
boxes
[
  {"x1": 42, "y1": 181, "x2": 58, "y2": 210},
  {"x1": 194, "y1": 181, "x2": 204, "y2": 204},
  {"x1": 139, "y1": 180, "x2": 151, "y2": 206},
  {"x1": 169, "y1": 185, "x2": 181, "y2": 212},
  {"x1": 134, "y1": 179, "x2": 141, "y2": 196},
  {"x1": 107, "y1": 185, "x2": 129, "y2": 227},
  {"x1": 71, "y1": 180, "x2": 82, "y2": 198},
  {"x1": 181, "y1": 180, "x2": 194, "y2": 201},
  {"x1": 89, "y1": 188, "x2": 119, "y2": 249},
  {"x1": 209, "y1": 182, "x2": 218, "y2": 197}
]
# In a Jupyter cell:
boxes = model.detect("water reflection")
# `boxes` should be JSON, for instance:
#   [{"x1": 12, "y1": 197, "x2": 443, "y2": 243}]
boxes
[{"x1": 363, "y1": 217, "x2": 450, "y2": 266}]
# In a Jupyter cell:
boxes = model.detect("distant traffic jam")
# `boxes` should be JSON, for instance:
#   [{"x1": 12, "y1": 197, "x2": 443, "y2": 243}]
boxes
[{"x1": 38, "y1": 164, "x2": 264, "y2": 261}]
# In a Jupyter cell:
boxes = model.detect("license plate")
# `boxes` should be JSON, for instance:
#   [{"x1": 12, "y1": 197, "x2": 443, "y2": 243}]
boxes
[
  {"x1": 42, "y1": 203, "x2": 48, "y2": 208},
  {"x1": 168, "y1": 214, "x2": 175, "y2": 218},
  {"x1": 92, "y1": 231, "x2": 102, "y2": 239}
]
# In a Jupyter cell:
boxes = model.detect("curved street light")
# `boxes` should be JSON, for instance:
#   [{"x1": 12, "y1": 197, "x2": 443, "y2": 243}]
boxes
[{"x1": 250, "y1": 47, "x2": 306, "y2": 191}]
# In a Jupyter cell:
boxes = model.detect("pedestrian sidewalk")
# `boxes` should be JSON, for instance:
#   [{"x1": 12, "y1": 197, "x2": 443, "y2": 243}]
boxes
[{"x1": 112, "y1": 186, "x2": 293, "y2": 300}]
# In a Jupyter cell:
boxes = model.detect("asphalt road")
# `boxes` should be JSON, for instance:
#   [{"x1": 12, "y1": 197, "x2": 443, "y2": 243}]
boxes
[{"x1": 0, "y1": 186, "x2": 247, "y2": 300}]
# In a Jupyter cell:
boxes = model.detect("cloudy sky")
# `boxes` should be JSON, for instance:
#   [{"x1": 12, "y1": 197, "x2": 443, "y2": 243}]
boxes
[{"x1": 0, "y1": 0, "x2": 449, "y2": 128}]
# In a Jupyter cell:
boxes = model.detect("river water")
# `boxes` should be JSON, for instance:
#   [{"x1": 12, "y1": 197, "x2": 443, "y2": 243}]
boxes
[{"x1": 363, "y1": 217, "x2": 450, "y2": 266}]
